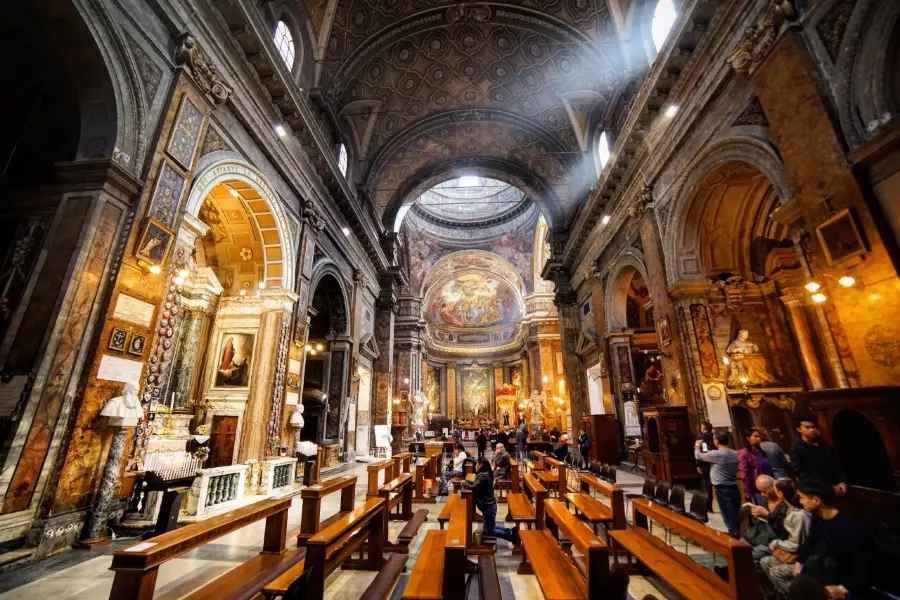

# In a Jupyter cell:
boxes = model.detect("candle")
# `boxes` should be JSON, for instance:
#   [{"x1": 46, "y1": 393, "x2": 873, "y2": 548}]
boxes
[{"x1": 170, "y1": 391, "x2": 175, "y2": 410}]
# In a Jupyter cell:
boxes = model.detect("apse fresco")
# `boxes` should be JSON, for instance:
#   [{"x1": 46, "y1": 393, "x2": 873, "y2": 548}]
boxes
[{"x1": 426, "y1": 273, "x2": 521, "y2": 328}]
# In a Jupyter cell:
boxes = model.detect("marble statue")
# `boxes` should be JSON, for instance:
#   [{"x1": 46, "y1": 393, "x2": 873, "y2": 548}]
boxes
[
  {"x1": 726, "y1": 329, "x2": 777, "y2": 386},
  {"x1": 409, "y1": 390, "x2": 427, "y2": 427}
]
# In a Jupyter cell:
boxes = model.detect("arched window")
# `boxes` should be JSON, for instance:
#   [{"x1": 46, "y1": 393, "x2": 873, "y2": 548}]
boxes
[
  {"x1": 597, "y1": 131, "x2": 611, "y2": 169},
  {"x1": 651, "y1": 0, "x2": 677, "y2": 52},
  {"x1": 274, "y1": 21, "x2": 295, "y2": 70},
  {"x1": 337, "y1": 143, "x2": 348, "y2": 176}
]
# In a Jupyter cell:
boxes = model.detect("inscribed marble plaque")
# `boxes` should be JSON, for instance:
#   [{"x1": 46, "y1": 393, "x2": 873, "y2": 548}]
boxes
[
  {"x1": 286, "y1": 391, "x2": 299, "y2": 406},
  {"x1": 113, "y1": 294, "x2": 156, "y2": 327},
  {"x1": 147, "y1": 161, "x2": 186, "y2": 227},
  {"x1": 166, "y1": 96, "x2": 204, "y2": 169},
  {"x1": 97, "y1": 355, "x2": 145, "y2": 386}
]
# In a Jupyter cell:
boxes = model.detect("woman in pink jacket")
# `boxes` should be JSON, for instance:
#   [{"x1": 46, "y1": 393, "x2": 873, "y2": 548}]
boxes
[{"x1": 739, "y1": 428, "x2": 774, "y2": 504}]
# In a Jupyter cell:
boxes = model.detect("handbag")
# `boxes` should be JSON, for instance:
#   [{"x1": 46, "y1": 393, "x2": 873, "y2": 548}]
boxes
[{"x1": 771, "y1": 547, "x2": 798, "y2": 564}]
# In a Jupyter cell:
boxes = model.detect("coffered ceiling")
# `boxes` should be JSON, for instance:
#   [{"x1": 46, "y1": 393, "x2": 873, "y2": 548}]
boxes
[{"x1": 304, "y1": 0, "x2": 640, "y2": 227}]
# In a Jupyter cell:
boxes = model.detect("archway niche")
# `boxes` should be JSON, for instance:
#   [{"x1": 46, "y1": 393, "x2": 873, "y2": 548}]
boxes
[{"x1": 302, "y1": 273, "x2": 350, "y2": 455}]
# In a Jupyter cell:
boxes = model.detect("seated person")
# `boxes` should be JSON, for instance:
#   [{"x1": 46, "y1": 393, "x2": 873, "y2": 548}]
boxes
[
  {"x1": 492, "y1": 443, "x2": 511, "y2": 480},
  {"x1": 440, "y1": 443, "x2": 468, "y2": 495},
  {"x1": 764, "y1": 480, "x2": 868, "y2": 599},
  {"x1": 741, "y1": 475, "x2": 789, "y2": 562},
  {"x1": 463, "y1": 457, "x2": 519, "y2": 546},
  {"x1": 553, "y1": 434, "x2": 569, "y2": 461},
  {"x1": 760, "y1": 478, "x2": 810, "y2": 598}
]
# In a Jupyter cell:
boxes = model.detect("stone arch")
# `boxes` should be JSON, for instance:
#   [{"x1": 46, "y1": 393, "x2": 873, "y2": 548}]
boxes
[
  {"x1": 308, "y1": 265, "x2": 351, "y2": 337},
  {"x1": 186, "y1": 160, "x2": 298, "y2": 291},
  {"x1": 605, "y1": 251, "x2": 650, "y2": 331},
  {"x1": 832, "y1": 0, "x2": 900, "y2": 149},
  {"x1": 662, "y1": 137, "x2": 794, "y2": 284}
]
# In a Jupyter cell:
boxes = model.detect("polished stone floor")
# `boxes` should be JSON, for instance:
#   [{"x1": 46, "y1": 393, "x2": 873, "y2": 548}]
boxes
[{"x1": 0, "y1": 460, "x2": 727, "y2": 599}]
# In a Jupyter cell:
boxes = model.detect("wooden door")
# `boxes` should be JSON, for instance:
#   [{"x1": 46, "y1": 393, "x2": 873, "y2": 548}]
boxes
[{"x1": 209, "y1": 415, "x2": 237, "y2": 468}]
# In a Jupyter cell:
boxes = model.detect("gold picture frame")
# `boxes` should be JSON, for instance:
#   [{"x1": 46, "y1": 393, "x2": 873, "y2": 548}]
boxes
[
  {"x1": 657, "y1": 315, "x2": 672, "y2": 347},
  {"x1": 134, "y1": 218, "x2": 175, "y2": 267},
  {"x1": 108, "y1": 327, "x2": 128, "y2": 352},
  {"x1": 815, "y1": 208, "x2": 866, "y2": 266}
]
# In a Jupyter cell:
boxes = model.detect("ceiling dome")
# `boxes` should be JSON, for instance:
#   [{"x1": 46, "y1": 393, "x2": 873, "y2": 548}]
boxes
[{"x1": 413, "y1": 177, "x2": 527, "y2": 225}]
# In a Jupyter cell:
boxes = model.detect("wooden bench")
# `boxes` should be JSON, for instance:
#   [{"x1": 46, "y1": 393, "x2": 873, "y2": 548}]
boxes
[
  {"x1": 413, "y1": 453, "x2": 440, "y2": 504},
  {"x1": 109, "y1": 495, "x2": 299, "y2": 600},
  {"x1": 537, "y1": 455, "x2": 567, "y2": 497},
  {"x1": 378, "y1": 472, "x2": 428, "y2": 553},
  {"x1": 506, "y1": 472, "x2": 548, "y2": 573},
  {"x1": 437, "y1": 491, "x2": 460, "y2": 529},
  {"x1": 392, "y1": 451, "x2": 412, "y2": 477},
  {"x1": 495, "y1": 458, "x2": 521, "y2": 502},
  {"x1": 293, "y1": 474, "x2": 357, "y2": 546},
  {"x1": 520, "y1": 499, "x2": 610, "y2": 600},
  {"x1": 367, "y1": 459, "x2": 394, "y2": 496},
  {"x1": 608, "y1": 498, "x2": 761, "y2": 600},
  {"x1": 402, "y1": 491, "x2": 470, "y2": 599},
  {"x1": 563, "y1": 472, "x2": 626, "y2": 535}
]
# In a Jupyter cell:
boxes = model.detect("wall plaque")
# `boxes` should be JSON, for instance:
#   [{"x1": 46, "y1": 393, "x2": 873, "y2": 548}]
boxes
[
  {"x1": 97, "y1": 355, "x2": 145, "y2": 386},
  {"x1": 113, "y1": 294, "x2": 156, "y2": 327}
]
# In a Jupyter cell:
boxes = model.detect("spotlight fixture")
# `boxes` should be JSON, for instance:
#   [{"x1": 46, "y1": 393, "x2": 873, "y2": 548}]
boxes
[
  {"x1": 274, "y1": 124, "x2": 286, "y2": 137},
  {"x1": 805, "y1": 281, "x2": 821, "y2": 293},
  {"x1": 542, "y1": 376, "x2": 549, "y2": 383},
  {"x1": 342, "y1": 227, "x2": 351, "y2": 236},
  {"x1": 723, "y1": 357, "x2": 730, "y2": 365},
  {"x1": 310, "y1": 349, "x2": 317, "y2": 355},
  {"x1": 148, "y1": 265, "x2": 162, "y2": 275},
  {"x1": 601, "y1": 215, "x2": 611, "y2": 225},
  {"x1": 239, "y1": 289, "x2": 247, "y2": 296},
  {"x1": 404, "y1": 377, "x2": 410, "y2": 384},
  {"x1": 178, "y1": 269, "x2": 189, "y2": 278},
  {"x1": 228, "y1": 187, "x2": 240, "y2": 198},
  {"x1": 665, "y1": 105, "x2": 678, "y2": 117},
  {"x1": 811, "y1": 293, "x2": 828, "y2": 303},
  {"x1": 838, "y1": 276, "x2": 855, "y2": 287},
  {"x1": 305, "y1": 344, "x2": 312, "y2": 351},
  {"x1": 258, "y1": 281, "x2": 266, "y2": 290},
  {"x1": 315, "y1": 343, "x2": 323, "y2": 351}
]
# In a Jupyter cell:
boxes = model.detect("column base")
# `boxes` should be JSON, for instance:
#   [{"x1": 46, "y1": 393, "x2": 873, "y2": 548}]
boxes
[{"x1": 73, "y1": 536, "x2": 111, "y2": 549}]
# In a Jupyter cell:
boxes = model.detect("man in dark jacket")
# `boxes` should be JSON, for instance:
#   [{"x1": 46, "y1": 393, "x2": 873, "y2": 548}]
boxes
[
  {"x1": 550, "y1": 426, "x2": 560, "y2": 442},
  {"x1": 492, "y1": 443, "x2": 511, "y2": 480},
  {"x1": 578, "y1": 428, "x2": 591, "y2": 462},
  {"x1": 475, "y1": 429, "x2": 487, "y2": 459},
  {"x1": 554, "y1": 435, "x2": 569, "y2": 461},
  {"x1": 497, "y1": 428, "x2": 509, "y2": 453},
  {"x1": 463, "y1": 458, "x2": 518, "y2": 544},
  {"x1": 515, "y1": 426, "x2": 527, "y2": 462},
  {"x1": 790, "y1": 414, "x2": 848, "y2": 496}
]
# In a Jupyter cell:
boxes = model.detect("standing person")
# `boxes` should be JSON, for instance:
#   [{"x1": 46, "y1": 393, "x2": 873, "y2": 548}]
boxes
[
  {"x1": 540, "y1": 426, "x2": 550, "y2": 442},
  {"x1": 440, "y1": 443, "x2": 468, "y2": 495},
  {"x1": 415, "y1": 428, "x2": 423, "y2": 441},
  {"x1": 488, "y1": 428, "x2": 498, "y2": 447},
  {"x1": 497, "y1": 428, "x2": 509, "y2": 452},
  {"x1": 550, "y1": 425, "x2": 560, "y2": 443},
  {"x1": 515, "y1": 425, "x2": 527, "y2": 462},
  {"x1": 739, "y1": 428, "x2": 774, "y2": 504},
  {"x1": 578, "y1": 428, "x2": 591, "y2": 463},
  {"x1": 492, "y1": 443, "x2": 511, "y2": 480},
  {"x1": 697, "y1": 422, "x2": 715, "y2": 511},
  {"x1": 463, "y1": 457, "x2": 519, "y2": 545},
  {"x1": 554, "y1": 434, "x2": 569, "y2": 461},
  {"x1": 475, "y1": 428, "x2": 488, "y2": 459},
  {"x1": 695, "y1": 433, "x2": 742, "y2": 537},
  {"x1": 790, "y1": 415, "x2": 849, "y2": 497},
  {"x1": 753, "y1": 425, "x2": 790, "y2": 479}
]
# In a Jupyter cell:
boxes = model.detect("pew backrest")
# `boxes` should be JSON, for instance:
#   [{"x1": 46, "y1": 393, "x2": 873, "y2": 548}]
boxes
[
  {"x1": 579, "y1": 472, "x2": 626, "y2": 530},
  {"x1": 523, "y1": 472, "x2": 548, "y2": 528},
  {"x1": 544, "y1": 499, "x2": 609, "y2": 592},
  {"x1": 367, "y1": 459, "x2": 394, "y2": 496},
  {"x1": 298, "y1": 475, "x2": 358, "y2": 544},
  {"x1": 543, "y1": 455, "x2": 567, "y2": 492}
]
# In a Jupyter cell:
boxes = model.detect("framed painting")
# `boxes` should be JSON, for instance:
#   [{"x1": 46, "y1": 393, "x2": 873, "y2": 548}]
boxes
[
  {"x1": 815, "y1": 208, "x2": 866, "y2": 266},
  {"x1": 213, "y1": 332, "x2": 256, "y2": 388},
  {"x1": 134, "y1": 218, "x2": 175, "y2": 267},
  {"x1": 458, "y1": 364, "x2": 493, "y2": 422},
  {"x1": 127, "y1": 332, "x2": 147, "y2": 356},
  {"x1": 108, "y1": 327, "x2": 128, "y2": 352},
  {"x1": 657, "y1": 315, "x2": 672, "y2": 347}
]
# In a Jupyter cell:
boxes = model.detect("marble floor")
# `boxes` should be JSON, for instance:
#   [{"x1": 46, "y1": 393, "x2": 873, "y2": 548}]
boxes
[{"x1": 0, "y1": 461, "x2": 728, "y2": 599}]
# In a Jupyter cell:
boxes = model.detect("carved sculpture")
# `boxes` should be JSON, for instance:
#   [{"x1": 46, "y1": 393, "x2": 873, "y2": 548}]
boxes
[
  {"x1": 302, "y1": 199, "x2": 326, "y2": 230},
  {"x1": 174, "y1": 32, "x2": 231, "y2": 104},
  {"x1": 726, "y1": 329, "x2": 777, "y2": 386},
  {"x1": 715, "y1": 275, "x2": 746, "y2": 312},
  {"x1": 725, "y1": 2, "x2": 797, "y2": 75},
  {"x1": 628, "y1": 182, "x2": 654, "y2": 220},
  {"x1": 409, "y1": 390, "x2": 427, "y2": 427}
]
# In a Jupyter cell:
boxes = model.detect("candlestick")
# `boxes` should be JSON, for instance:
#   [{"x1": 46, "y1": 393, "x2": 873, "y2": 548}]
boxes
[{"x1": 170, "y1": 391, "x2": 175, "y2": 410}]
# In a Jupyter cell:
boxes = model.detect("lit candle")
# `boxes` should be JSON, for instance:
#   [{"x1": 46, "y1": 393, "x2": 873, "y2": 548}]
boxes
[{"x1": 170, "y1": 392, "x2": 175, "y2": 410}]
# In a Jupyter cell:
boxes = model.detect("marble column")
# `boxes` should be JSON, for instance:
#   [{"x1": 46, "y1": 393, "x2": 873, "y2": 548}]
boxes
[
  {"x1": 555, "y1": 284, "x2": 587, "y2": 436},
  {"x1": 80, "y1": 427, "x2": 130, "y2": 545},
  {"x1": 373, "y1": 270, "x2": 400, "y2": 427},
  {"x1": 446, "y1": 364, "x2": 456, "y2": 420},
  {"x1": 779, "y1": 289, "x2": 826, "y2": 389},
  {"x1": 394, "y1": 296, "x2": 424, "y2": 427},
  {"x1": 325, "y1": 340, "x2": 351, "y2": 441},
  {"x1": 667, "y1": 280, "x2": 716, "y2": 426},
  {"x1": 588, "y1": 271, "x2": 614, "y2": 413}
]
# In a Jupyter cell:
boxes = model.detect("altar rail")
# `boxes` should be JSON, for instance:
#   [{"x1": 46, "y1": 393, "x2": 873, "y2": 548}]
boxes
[{"x1": 185, "y1": 464, "x2": 248, "y2": 517}]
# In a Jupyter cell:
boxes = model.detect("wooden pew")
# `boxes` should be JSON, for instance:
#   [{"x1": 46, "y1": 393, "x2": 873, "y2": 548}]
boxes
[
  {"x1": 609, "y1": 498, "x2": 761, "y2": 600},
  {"x1": 402, "y1": 492, "x2": 470, "y2": 599},
  {"x1": 537, "y1": 455, "x2": 567, "y2": 497},
  {"x1": 413, "y1": 453, "x2": 440, "y2": 503},
  {"x1": 378, "y1": 472, "x2": 428, "y2": 553},
  {"x1": 438, "y1": 491, "x2": 460, "y2": 530},
  {"x1": 506, "y1": 472, "x2": 548, "y2": 573},
  {"x1": 563, "y1": 472, "x2": 626, "y2": 535},
  {"x1": 367, "y1": 458, "x2": 394, "y2": 496},
  {"x1": 109, "y1": 496, "x2": 299, "y2": 600},
  {"x1": 520, "y1": 499, "x2": 610, "y2": 600},
  {"x1": 495, "y1": 458, "x2": 521, "y2": 502},
  {"x1": 294, "y1": 474, "x2": 357, "y2": 546},
  {"x1": 392, "y1": 451, "x2": 412, "y2": 478},
  {"x1": 529, "y1": 450, "x2": 547, "y2": 473}
]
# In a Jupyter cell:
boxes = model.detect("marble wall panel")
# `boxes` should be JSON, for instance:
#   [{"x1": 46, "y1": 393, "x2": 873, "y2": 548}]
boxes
[
  {"x1": 0, "y1": 216, "x2": 52, "y2": 349},
  {"x1": 689, "y1": 304, "x2": 719, "y2": 380},
  {"x1": 237, "y1": 311, "x2": 281, "y2": 462}
]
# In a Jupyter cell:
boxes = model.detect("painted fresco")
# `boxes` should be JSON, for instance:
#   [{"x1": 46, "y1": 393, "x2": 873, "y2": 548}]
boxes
[
  {"x1": 690, "y1": 303, "x2": 720, "y2": 379},
  {"x1": 426, "y1": 273, "x2": 520, "y2": 328},
  {"x1": 458, "y1": 364, "x2": 492, "y2": 421}
]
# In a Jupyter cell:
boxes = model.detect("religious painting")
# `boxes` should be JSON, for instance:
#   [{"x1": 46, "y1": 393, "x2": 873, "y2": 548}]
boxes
[
  {"x1": 507, "y1": 362, "x2": 524, "y2": 390},
  {"x1": 127, "y1": 332, "x2": 147, "y2": 356},
  {"x1": 815, "y1": 209, "x2": 866, "y2": 266},
  {"x1": 424, "y1": 363, "x2": 443, "y2": 413},
  {"x1": 147, "y1": 161, "x2": 186, "y2": 227},
  {"x1": 690, "y1": 304, "x2": 720, "y2": 378},
  {"x1": 166, "y1": 95, "x2": 205, "y2": 170},
  {"x1": 108, "y1": 328, "x2": 128, "y2": 352},
  {"x1": 425, "y1": 273, "x2": 520, "y2": 328},
  {"x1": 632, "y1": 351, "x2": 664, "y2": 400},
  {"x1": 458, "y1": 364, "x2": 493, "y2": 423},
  {"x1": 656, "y1": 315, "x2": 672, "y2": 347},
  {"x1": 214, "y1": 332, "x2": 255, "y2": 387},
  {"x1": 134, "y1": 218, "x2": 175, "y2": 267}
]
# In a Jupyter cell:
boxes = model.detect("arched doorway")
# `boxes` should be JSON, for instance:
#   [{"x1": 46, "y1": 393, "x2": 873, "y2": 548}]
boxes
[{"x1": 302, "y1": 273, "x2": 350, "y2": 458}]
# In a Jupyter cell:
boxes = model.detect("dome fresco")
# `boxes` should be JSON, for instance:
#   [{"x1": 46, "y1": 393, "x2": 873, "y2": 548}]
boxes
[{"x1": 414, "y1": 177, "x2": 526, "y2": 223}]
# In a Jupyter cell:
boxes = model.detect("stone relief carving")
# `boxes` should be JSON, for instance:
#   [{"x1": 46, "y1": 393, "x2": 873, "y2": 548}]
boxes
[
  {"x1": 174, "y1": 32, "x2": 232, "y2": 104},
  {"x1": 627, "y1": 182, "x2": 654, "y2": 220},
  {"x1": 302, "y1": 199, "x2": 326, "y2": 230},
  {"x1": 726, "y1": 2, "x2": 798, "y2": 74},
  {"x1": 715, "y1": 275, "x2": 746, "y2": 312}
]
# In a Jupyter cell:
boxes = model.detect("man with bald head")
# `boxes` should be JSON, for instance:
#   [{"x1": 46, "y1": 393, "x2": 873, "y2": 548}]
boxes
[
  {"x1": 742, "y1": 474, "x2": 790, "y2": 563},
  {"x1": 493, "y1": 443, "x2": 511, "y2": 480}
]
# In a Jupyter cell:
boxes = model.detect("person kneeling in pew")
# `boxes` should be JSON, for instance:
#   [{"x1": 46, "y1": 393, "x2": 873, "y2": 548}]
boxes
[{"x1": 464, "y1": 457, "x2": 521, "y2": 546}]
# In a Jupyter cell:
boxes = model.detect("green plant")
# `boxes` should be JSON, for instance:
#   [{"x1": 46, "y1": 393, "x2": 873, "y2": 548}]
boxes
[
  {"x1": 194, "y1": 446, "x2": 209, "y2": 461},
  {"x1": 268, "y1": 436, "x2": 282, "y2": 456},
  {"x1": 194, "y1": 424, "x2": 210, "y2": 435}
]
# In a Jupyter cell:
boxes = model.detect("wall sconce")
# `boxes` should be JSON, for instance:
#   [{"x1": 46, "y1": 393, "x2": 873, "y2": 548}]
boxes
[
  {"x1": 723, "y1": 357, "x2": 730, "y2": 365},
  {"x1": 403, "y1": 377, "x2": 410, "y2": 384},
  {"x1": 542, "y1": 376, "x2": 549, "y2": 383},
  {"x1": 805, "y1": 273, "x2": 860, "y2": 304}
]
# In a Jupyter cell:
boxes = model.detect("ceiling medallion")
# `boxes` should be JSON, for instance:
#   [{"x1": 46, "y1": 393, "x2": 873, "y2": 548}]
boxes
[{"x1": 240, "y1": 247, "x2": 253, "y2": 261}]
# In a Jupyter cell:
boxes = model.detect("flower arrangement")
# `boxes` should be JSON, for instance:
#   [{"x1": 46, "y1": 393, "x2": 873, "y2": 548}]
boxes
[
  {"x1": 194, "y1": 424, "x2": 210, "y2": 436},
  {"x1": 268, "y1": 436, "x2": 282, "y2": 456},
  {"x1": 156, "y1": 405, "x2": 171, "y2": 414},
  {"x1": 194, "y1": 446, "x2": 209, "y2": 461}
]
